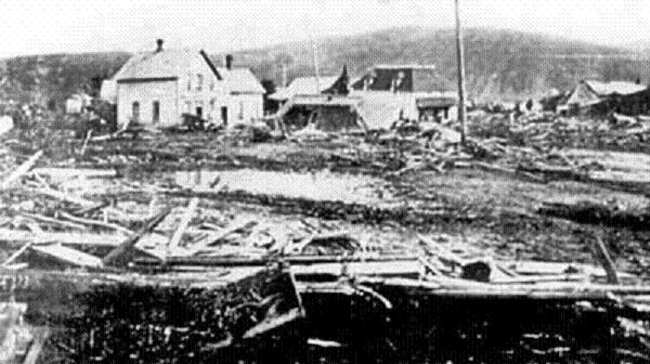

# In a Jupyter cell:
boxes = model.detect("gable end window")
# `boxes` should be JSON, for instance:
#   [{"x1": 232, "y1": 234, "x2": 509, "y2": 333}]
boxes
[{"x1": 197, "y1": 74, "x2": 203, "y2": 91}]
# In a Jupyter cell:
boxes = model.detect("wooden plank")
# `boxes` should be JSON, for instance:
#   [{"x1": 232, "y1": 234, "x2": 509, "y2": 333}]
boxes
[
  {"x1": 103, "y1": 208, "x2": 172, "y2": 267},
  {"x1": 22, "y1": 328, "x2": 48, "y2": 364},
  {"x1": 31, "y1": 244, "x2": 103, "y2": 268},
  {"x1": 592, "y1": 237, "x2": 619, "y2": 284},
  {"x1": 1, "y1": 242, "x2": 32, "y2": 267},
  {"x1": 31, "y1": 168, "x2": 117, "y2": 179},
  {"x1": 0, "y1": 228, "x2": 165, "y2": 247},
  {"x1": 35, "y1": 187, "x2": 96, "y2": 208},
  {"x1": 188, "y1": 220, "x2": 257, "y2": 252},
  {"x1": 78, "y1": 130, "x2": 93, "y2": 156},
  {"x1": 1, "y1": 151, "x2": 43, "y2": 189},
  {"x1": 57, "y1": 211, "x2": 133, "y2": 235},
  {"x1": 167, "y1": 198, "x2": 199, "y2": 251},
  {"x1": 18, "y1": 212, "x2": 87, "y2": 231}
]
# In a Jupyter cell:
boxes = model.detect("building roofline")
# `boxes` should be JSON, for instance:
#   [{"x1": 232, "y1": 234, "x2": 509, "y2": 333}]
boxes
[
  {"x1": 372, "y1": 64, "x2": 437, "y2": 70},
  {"x1": 200, "y1": 50, "x2": 222, "y2": 80},
  {"x1": 116, "y1": 77, "x2": 178, "y2": 84}
]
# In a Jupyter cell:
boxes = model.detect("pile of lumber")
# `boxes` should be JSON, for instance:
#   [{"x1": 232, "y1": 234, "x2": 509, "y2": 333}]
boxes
[{"x1": 538, "y1": 201, "x2": 650, "y2": 230}]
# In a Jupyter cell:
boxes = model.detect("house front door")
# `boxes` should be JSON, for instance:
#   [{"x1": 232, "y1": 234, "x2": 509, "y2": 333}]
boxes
[
  {"x1": 196, "y1": 107, "x2": 203, "y2": 119},
  {"x1": 221, "y1": 107, "x2": 228, "y2": 125},
  {"x1": 132, "y1": 101, "x2": 140, "y2": 123},
  {"x1": 152, "y1": 101, "x2": 160, "y2": 124}
]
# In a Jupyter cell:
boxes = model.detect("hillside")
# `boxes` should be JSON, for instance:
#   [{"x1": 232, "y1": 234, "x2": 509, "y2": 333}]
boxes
[
  {"x1": 232, "y1": 27, "x2": 650, "y2": 101},
  {"x1": 0, "y1": 27, "x2": 648, "y2": 107}
]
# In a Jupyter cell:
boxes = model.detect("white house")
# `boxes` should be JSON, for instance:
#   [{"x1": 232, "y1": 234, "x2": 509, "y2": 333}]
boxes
[{"x1": 105, "y1": 40, "x2": 265, "y2": 127}]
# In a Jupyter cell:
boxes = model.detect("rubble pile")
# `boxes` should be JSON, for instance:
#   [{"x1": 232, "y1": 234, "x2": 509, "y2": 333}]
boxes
[
  {"x1": 47, "y1": 268, "x2": 302, "y2": 364},
  {"x1": 470, "y1": 111, "x2": 650, "y2": 154}
]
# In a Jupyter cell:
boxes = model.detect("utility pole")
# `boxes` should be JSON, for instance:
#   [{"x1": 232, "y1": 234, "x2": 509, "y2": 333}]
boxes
[
  {"x1": 455, "y1": 0, "x2": 468, "y2": 145},
  {"x1": 281, "y1": 63, "x2": 288, "y2": 88},
  {"x1": 309, "y1": 31, "x2": 321, "y2": 93}
]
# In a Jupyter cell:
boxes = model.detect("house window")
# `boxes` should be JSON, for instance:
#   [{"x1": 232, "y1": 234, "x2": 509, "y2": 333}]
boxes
[
  {"x1": 238, "y1": 101, "x2": 244, "y2": 120},
  {"x1": 132, "y1": 101, "x2": 140, "y2": 122},
  {"x1": 197, "y1": 74, "x2": 203, "y2": 91},
  {"x1": 210, "y1": 98, "x2": 216, "y2": 112},
  {"x1": 152, "y1": 101, "x2": 160, "y2": 124},
  {"x1": 187, "y1": 73, "x2": 192, "y2": 91}
]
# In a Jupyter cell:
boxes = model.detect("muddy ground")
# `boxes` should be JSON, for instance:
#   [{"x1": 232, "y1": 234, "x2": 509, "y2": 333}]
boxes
[
  {"x1": 3, "y1": 119, "x2": 650, "y2": 279},
  {"x1": 2, "y1": 118, "x2": 650, "y2": 363}
]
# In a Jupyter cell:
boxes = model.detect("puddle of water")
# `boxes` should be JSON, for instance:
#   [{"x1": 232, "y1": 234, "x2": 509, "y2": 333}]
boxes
[{"x1": 174, "y1": 169, "x2": 397, "y2": 206}]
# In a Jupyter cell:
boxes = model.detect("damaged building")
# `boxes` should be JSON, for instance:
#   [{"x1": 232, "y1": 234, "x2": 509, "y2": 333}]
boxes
[
  {"x1": 100, "y1": 40, "x2": 265, "y2": 127},
  {"x1": 351, "y1": 64, "x2": 458, "y2": 123},
  {"x1": 273, "y1": 64, "x2": 458, "y2": 133},
  {"x1": 557, "y1": 79, "x2": 649, "y2": 116}
]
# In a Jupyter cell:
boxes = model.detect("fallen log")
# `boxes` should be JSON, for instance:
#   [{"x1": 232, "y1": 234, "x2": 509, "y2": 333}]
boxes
[
  {"x1": 1, "y1": 150, "x2": 43, "y2": 189},
  {"x1": 538, "y1": 201, "x2": 650, "y2": 230}
]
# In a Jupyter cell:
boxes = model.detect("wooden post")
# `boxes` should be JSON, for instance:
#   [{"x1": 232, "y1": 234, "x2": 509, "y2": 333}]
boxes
[
  {"x1": 455, "y1": 0, "x2": 468, "y2": 145},
  {"x1": 1, "y1": 150, "x2": 43, "y2": 189},
  {"x1": 592, "y1": 237, "x2": 619, "y2": 285}
]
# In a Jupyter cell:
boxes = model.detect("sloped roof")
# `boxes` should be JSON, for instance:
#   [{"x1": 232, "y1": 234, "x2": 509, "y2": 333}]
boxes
[
  {"x1": 291, "y1": 94, "x2": 362, "y2": 107},
  {"x1": 111, "y1": 49, "x2": 263, "y2": 93},
  {"x1": 269, "y1": 76, "x2": 340, "y2": 100},
  {"x1": 217, "y1": 67, "x2": 265, "y2": 94},
  {"x1": 562, "y1": 80, "x2": 648, "y2": 107},
  {"x1": 585, "y1": 80, "x2": 646, "y2": 96},
  {"x1": 114, "y1": 49, "x2": 202, "y2": 81}
]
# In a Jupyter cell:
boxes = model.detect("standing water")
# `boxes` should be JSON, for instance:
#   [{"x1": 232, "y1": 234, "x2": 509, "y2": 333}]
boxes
[{"x1": 174, "y1": 169, "x2": 397, "y2": 207}]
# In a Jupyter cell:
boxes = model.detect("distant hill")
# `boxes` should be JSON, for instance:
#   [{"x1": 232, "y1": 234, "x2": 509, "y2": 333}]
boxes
[
  {"x1": 0, "y1": 27, "x2": 648, "y2": 107},
  {"x1": 230, "y1": 27, "x2": 650, "y2": 102}
]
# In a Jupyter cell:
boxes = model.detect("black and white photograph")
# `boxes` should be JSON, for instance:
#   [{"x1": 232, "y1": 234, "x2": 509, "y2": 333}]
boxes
[{"x1": 0, "y1": 1, "x2": 650, "y2": 363}]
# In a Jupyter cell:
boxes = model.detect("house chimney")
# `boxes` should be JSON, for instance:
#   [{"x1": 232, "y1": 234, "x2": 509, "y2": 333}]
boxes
[
  {"x1": 225, "y1": 54, "x2": 233, "y2": 70},
  {"x1": 156, "y1": 39, "x2": 164, "y2": 53}
]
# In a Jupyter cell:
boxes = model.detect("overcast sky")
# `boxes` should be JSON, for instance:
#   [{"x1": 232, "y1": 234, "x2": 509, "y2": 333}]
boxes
[{"x1": 1, "y1": 0, "x2": 649, "y2": 58}]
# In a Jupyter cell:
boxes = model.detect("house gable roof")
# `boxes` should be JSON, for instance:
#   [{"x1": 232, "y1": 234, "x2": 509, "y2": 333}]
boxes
[
  {"x1": 584, "y1": 80, "x2": 646, "y2": 96},
  {"x1": 113, "y1": 48, "x2": 221, "y2": 82},
  {"x1": 111, "y1": 49, "x2": 264, "y2": 93},
  {"x1": 216, "y1": 67, "x2": 265, "y2": 94},
  {"x1": 269, "y1": 76, "x2": 341, "y2": 100},
  {"x1": 563, "y1": 80, "x2": 647, "y2": 107}
]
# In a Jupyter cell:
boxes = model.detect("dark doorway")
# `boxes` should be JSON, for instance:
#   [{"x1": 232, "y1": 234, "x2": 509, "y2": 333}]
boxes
[
  {"x1": 132, "y1": 101, "x2": 140, "y2": 122},
  {"x1": 152, "y1": 101, "x2": 160, "y2": 124},
  {"x1": 221, "y1": 106, "x2": 228, "y2": 125},
  {"x1": 196, "y1": 107, "x2": 203, "y2": 119}
]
